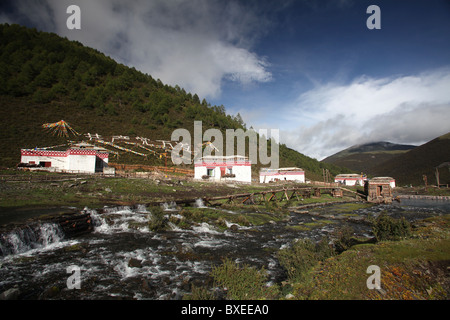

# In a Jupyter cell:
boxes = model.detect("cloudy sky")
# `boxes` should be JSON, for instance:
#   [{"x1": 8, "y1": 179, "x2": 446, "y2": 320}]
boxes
[{"x1": 1, "y1": 0, "x2": 450, "y2": 160}]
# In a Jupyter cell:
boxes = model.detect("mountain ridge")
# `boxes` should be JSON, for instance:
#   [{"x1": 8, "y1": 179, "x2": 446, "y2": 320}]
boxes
[
  {"x1": 322, "y1": 134, "x2": 450, "y2": 186},
  {"x1": 370, "y1": 132, "x2": 450, "y2": 186},
  {"x1": 322, "y1": 141, "x2": 416, "y2": 174}
]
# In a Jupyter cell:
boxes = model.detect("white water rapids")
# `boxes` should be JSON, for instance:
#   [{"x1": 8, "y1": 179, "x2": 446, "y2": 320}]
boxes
[{"x1": 0, "y1": 198, "x2": 448, "y2": 299}]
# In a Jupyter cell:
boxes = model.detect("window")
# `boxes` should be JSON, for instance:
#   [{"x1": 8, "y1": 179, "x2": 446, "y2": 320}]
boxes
[
  {"x1": 207, "y1": 168, "x2": 215, "y2": 177},
  {"x1": 39, "y1": 161, "x2": 51, "y2": 167}
]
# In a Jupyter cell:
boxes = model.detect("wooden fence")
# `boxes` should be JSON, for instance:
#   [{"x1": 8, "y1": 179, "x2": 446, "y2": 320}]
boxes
[{"x1": 108, "y1": 163, "x2": 194, "y2": 175}]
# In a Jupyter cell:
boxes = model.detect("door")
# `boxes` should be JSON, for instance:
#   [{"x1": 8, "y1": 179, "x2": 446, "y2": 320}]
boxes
[{"x1": 377, "y1": 185, "x2": 383, "y2": 196}]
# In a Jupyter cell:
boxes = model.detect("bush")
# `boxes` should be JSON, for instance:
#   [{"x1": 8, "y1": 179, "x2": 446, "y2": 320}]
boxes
[
  {"x1": 183, "y1": 285, "x2": 215, "y2": 300},
  {"x1": 277, "y1": 237, "x2": 334, "y2": 282},
  {"x1": 148, "y1": 206, "x2": 169, "y2": 232},
  {"x1": 332, "y1": 225, "x2": 355, "y2": 253},
  {"x1": 210, "y1": 258, "x2": 279, "y2": 300},
  {"x1": 370, "y1": 213, "x2": 412, "y2": 241}
]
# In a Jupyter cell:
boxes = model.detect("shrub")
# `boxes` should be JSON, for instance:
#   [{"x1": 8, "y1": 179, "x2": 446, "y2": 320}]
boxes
[
  {"x1": 370, "y1": 213, "x2": 412, "y2": 241},
  {"x1": 184, "y1": 285, "x2": 215, "y2": 300},
  {"x1": 235, "y1": 215, "x2": 250, "y2": 226},
  {"x1": 332, "y1": 225, "x2": 355, "y2": 253},
  {"x1": 148, "y1": 206, "x2": 169, "y2": 232},
  {"x1": 210, "y1": 258, "x2": 279, "y2": 300},
  {"x1": 277, "y1": 237, "x2": 334, "y2": 282}
]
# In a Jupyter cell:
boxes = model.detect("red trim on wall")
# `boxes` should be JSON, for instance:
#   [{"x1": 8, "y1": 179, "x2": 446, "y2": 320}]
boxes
[
  {"x1": 195, "y1": 162, "x2": 251, "y2": 167},
  {"x1": 21, "y1": 149, "x2": 109, "y2": 159}
]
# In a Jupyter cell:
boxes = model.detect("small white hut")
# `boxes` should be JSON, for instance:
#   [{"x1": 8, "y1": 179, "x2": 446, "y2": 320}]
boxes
[
  {"x1": 194, "y1": 155, "x2": 251, "y2": 183},
  {"x1": 259, "y1": 167, "x2": 305, "y2": 183}
]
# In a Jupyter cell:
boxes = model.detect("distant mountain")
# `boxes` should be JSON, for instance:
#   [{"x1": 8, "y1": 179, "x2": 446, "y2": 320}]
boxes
[
  {"x1": 0, "y1": 23, "x2": 349, "y2": 180},
  {"x1": 322, "y1": 141, "x2": 416, "y2": 173},
  {"x1": 370, "y1": 132, "x2": 450, "y2": 186}
]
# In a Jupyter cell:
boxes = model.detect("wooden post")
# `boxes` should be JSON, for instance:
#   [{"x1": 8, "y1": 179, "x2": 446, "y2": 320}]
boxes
[
  {"x1": 268, "y1": 192, "x2": 276, "y2": 202},
  {"x1": 260, "y1": 192, "x2": 266, "y2": 203},
  {"x1": 435, "y1": 168, "x2": 440, "y2": 188}
]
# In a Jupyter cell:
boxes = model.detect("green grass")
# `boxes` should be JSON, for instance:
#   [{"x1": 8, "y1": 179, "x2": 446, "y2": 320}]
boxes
[
  {"x1": 208, "y1": 258, "x2": 280, "y2": 300},
  {"x1": 288, "y1": 215, "x2": 450, "y2": 300},
  {"x1": 331, "y1": 202, "x2": 375, "y2": 213},
  {"x1": 175, "y1": 206, "x2": 286, "y2": 231},
  {"x1": 287, "y1": 219, "x2": 335, "y2": 232}
]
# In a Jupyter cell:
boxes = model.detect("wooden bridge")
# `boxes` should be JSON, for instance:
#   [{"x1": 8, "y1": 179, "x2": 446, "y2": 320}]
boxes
[{"x1": 159, "y1": 186, "x2": 365, "y2": 207}]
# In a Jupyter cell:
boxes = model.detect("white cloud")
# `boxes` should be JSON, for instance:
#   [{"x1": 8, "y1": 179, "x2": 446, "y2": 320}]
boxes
[
  {"x1": 2, "y1": 0, "x2": 272, "y2": 99},
  {"x1": 281, "y1": 67, "x2": 450, "y2": 160}
]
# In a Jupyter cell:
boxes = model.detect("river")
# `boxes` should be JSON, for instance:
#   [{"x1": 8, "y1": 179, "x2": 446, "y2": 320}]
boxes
[{"x1": 0, "y1": 198, "x2": 448, "y2": 300}]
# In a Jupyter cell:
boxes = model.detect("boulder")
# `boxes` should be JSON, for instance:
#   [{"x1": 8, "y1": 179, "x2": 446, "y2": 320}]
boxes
[
  {"x1": 0, "y1": 287, "x2": 20, "y2": 300},
  {"x1": 128, "y1": 258, "x2": 143, "y2": 268}
]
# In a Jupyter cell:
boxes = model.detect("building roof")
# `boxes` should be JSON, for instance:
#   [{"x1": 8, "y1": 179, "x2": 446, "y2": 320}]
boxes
[
  {"x1": 368, "y1": 177, "x2": 395, "y2": 183},
  {"x1": 195, "y1": 155, "x2": 248, "y2": 162},
  {"x1": 71, "y1": 141, "x2": 109, "y2": 152},
  {"x1": 335, "y1": 174, "x2": 364, "y2": 179},
  {"x1": 260, "y1": 167, "x2": 304, "y2": 173}
]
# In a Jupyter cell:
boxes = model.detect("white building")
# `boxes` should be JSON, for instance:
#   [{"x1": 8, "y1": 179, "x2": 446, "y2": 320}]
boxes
[
  {"x1": 259, "y1": 167, "x2": 305, "y2": 183},
  {"x1": 334, "y1": 174, "x2": 367, "y2": 186},
  {"x1": 20, "y1": 142, "x2": 110, "y2": 174},
  {"x1": 194, "y1": 155, "x2": 251, "y2": 183}
]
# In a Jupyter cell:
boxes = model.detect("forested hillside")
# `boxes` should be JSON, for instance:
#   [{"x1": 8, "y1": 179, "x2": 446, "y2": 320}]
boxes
[{"x1": 0, "y1": 23, "x2": 350, "y2": 180}]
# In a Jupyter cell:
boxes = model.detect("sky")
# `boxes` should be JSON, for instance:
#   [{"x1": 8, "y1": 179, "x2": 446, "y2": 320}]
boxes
[{"x1": 1, "y1": 0, "x2": 450, "y2": 160}]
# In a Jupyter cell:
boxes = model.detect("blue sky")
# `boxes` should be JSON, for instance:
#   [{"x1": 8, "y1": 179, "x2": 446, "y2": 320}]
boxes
[{"x1": 1, "y1": 0, "x2": 450, "y2": 159}]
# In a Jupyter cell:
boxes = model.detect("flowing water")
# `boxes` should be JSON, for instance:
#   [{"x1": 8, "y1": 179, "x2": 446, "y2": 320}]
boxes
[{"x1": 0, "y1": 198, "x2": 448, "y2": 300}]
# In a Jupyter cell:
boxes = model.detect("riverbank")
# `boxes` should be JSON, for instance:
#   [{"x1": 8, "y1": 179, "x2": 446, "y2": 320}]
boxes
[
  {"x1": 2, "y1": 170, "x2": 450, "y2": 225},
  {"x1": 397, "y1": 194, "x2": 450, "y2": 200},
  {"x1": 189, "y1": 214, "x2": 450, "y2": 300},
  {"x1": 0, "y1": 171, "x2": 360, "y2": 225},
  {"x1": 288, "y1": 214, "x2": 450, "y2": 300}
]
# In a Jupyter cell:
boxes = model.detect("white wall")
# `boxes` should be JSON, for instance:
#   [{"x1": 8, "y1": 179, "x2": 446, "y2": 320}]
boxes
[
  {"x1": 67, "y1": 154, "x2": 97, "y2": 173},
  {"x1": 231, "y1": 165, "x2": 252, "y2": 183},
  {"x1": 335, "y1": 178, "x2": 357, "y2": 186},
  {"x1": 21, "y1": 149, "x2": 110, "y2": 174},
  {"x1": 194, "y1": 165, "x2": 251, "y2": 183},
  {"x1": 21, "y1": 154, "x2": 98, "y2": 173},
  {"x1": 260, "y1": 173, "x2": 305, "y2": 183},
  {"x1": 21, "y1": 154, "x2": 67, "y2": 171}
]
